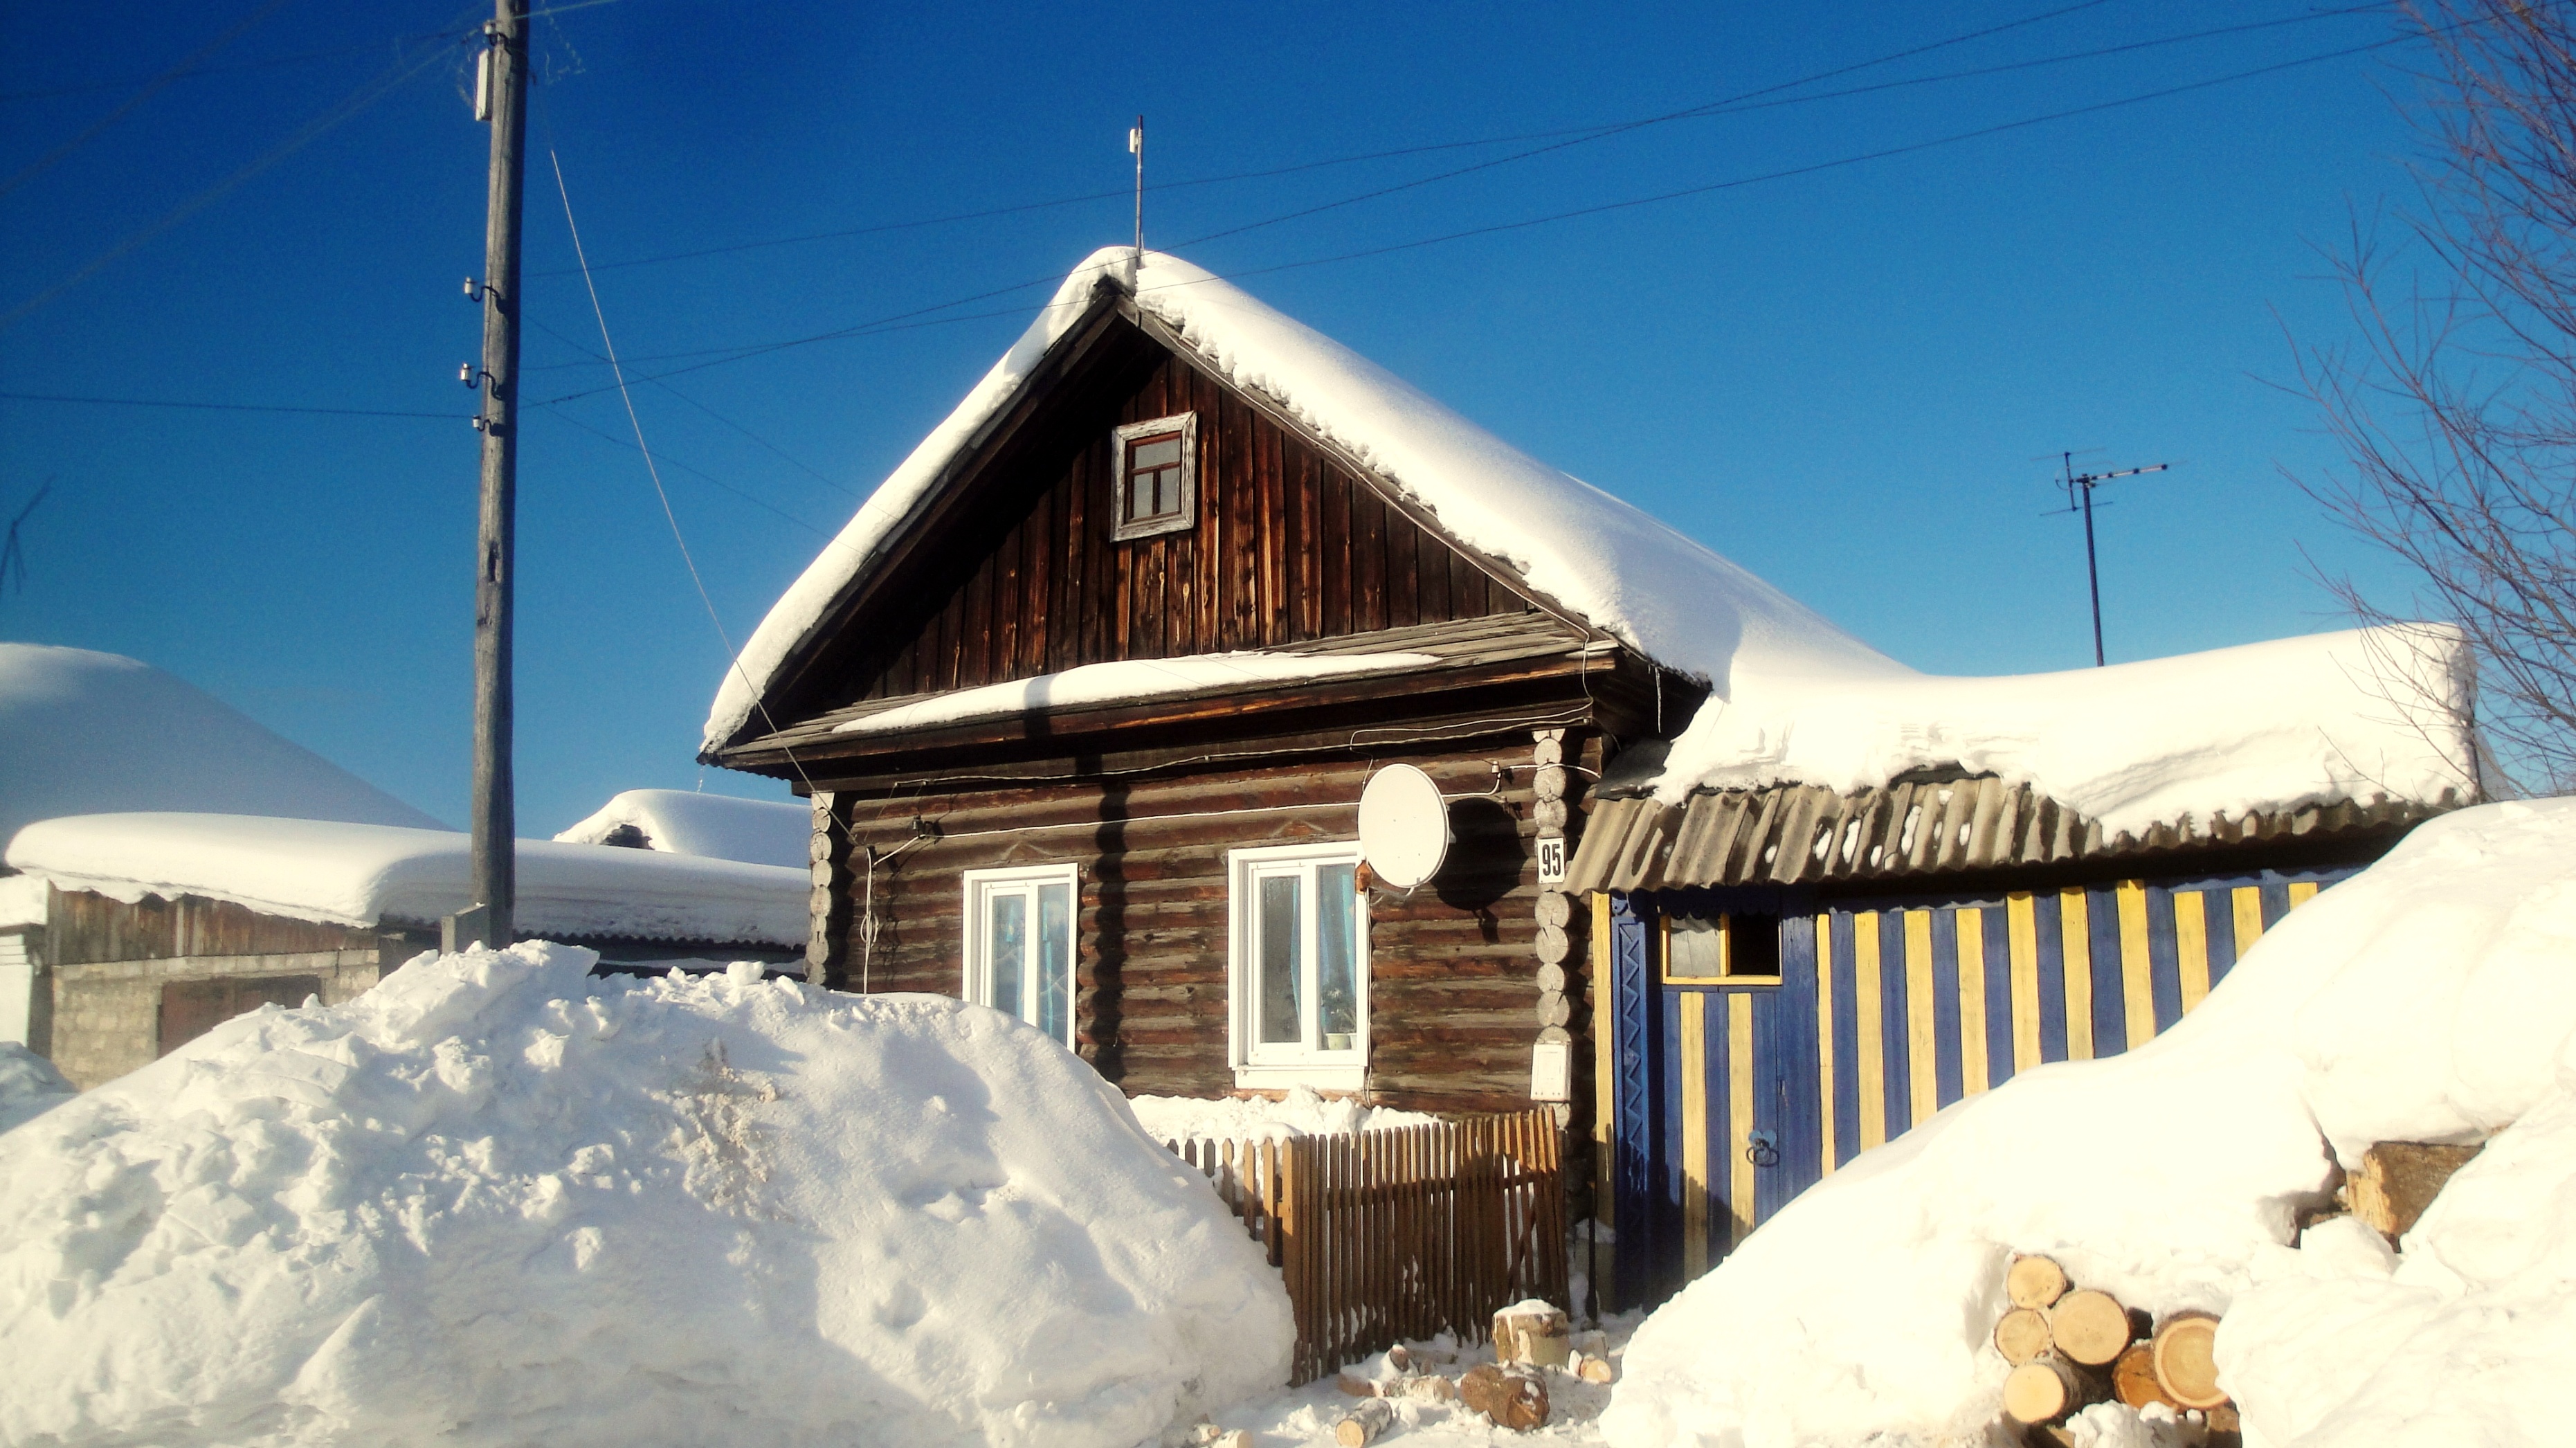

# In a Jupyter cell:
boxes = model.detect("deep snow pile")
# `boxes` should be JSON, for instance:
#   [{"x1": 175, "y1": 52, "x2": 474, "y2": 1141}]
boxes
[
  {"x1": 0, "y1": 1043, "x2": 73, "y2": 1133},
  {"x1": 1128, "y1": 1085, "x2": 1439, "y2": 1143},
  {"x1": 554, "y1": 788, "x2": 813, "y2": 869},
  {"x1": 1602, "y1": 797, "x2": 2576, "y2": 1448},
  {"x1": 0, "y1": 642, "x2": 444, "y2": 844},
  {"x1": 0, "y1": 945, "x2": 1291, "y2": 1447}
]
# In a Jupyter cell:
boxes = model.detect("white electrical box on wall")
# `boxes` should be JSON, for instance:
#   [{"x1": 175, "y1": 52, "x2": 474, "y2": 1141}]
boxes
[{"x1": 1530, "y1": 1039, "x2": 1572, "y2": 1103}]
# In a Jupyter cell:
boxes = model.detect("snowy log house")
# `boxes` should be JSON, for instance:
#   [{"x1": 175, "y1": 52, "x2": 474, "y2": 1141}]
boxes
[{"x1": 697, "y1": 249, "x2": 2480, "y2": 1287}]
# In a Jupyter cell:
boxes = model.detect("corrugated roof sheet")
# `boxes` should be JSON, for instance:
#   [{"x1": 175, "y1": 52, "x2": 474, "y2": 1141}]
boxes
[{"x1": 1565, "y1": 775, "x2": 2460, "y2": 893}]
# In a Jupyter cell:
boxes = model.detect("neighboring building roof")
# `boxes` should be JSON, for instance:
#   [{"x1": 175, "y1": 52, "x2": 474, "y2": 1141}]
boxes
[
  {"x1": 0, "y1": 642, "x2": 446, "y2": 846},
  {"x1": 5, "y1": 813, "x2": 808, "y2": 947},
  {"x1": 702, "y1": 246, "x2": 1906, "y2": 757},
  {"x1": 554, "y1": 789, "x2": 814, "y2": 870}
]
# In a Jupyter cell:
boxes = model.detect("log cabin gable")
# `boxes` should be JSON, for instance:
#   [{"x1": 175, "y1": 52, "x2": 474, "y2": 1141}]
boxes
[{"x1": 741, "y1": 282, "x2": 1599, "y2": 744}]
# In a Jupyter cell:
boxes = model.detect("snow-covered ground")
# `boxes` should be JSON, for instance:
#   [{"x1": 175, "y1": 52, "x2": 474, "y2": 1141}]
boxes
[
  {"x1": 1199, "y1": 1323, "x2": 1641, "y2": 1447},
  {"x1": 0, "y1": 946, "x2": 1290, "y2": 1447},
  {"x1": 1128, "y1": 1084, "x2": 1440, "y2": 1143},
  {"x1": 0, "y1": 642, "x2": 444, "y2": 843},
  {"x1": 1602, "y1": 797, "x2": 2576, "y2": 1448}
]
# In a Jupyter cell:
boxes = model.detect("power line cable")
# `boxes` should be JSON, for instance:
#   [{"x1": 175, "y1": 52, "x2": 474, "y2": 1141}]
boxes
[
  {"x1": 532, "y1": 21, "x2": 2435, "y2": 409},
  {"x1": 537, "y1": 0, "x2": 2384, "y2": 281},
  {"x1": 0, "y1": 33, "x2": 459, "y2": 332},
  {"x1": 549, "y1": 147, "x2": 835, "y2": 807},
  {"x1": 538, "y1": 402, "x2": 842, "y2": 538},
  {"x1": 0, "y1": 388, "x2": 457, "y2": 418},
  {"x1": 0, "y1": 0, "x2": 296, "y2": 197}
]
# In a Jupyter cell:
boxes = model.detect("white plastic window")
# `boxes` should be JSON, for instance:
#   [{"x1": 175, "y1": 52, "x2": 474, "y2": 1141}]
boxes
[
  {"x1": 962, "y1": 865, "x2": 1078, "y2": 1049},
  {"x1": 1229, "y1": 842, "x2": 1367, "y2": 1089}
]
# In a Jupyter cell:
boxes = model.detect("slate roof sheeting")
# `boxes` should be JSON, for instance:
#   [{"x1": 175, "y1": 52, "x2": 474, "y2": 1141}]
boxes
[{"x1": 1564, "y1": 775, "x2": 2458, "y2": 893}]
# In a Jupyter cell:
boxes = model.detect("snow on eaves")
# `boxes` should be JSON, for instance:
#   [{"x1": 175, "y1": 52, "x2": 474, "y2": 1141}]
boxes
[
  {"x1": 701, "y1": 246, "x2": 1906, "y2": 754},
  {"x1": 5, "y1": 813, "x2": 808, "y2": 946},
  {"x1": 831, "y1": 650, "x2": 1440, "y2": 736}
]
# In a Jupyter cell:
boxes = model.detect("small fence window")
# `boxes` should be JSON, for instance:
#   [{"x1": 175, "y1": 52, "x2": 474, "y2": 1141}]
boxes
[
  {"x1": 1112, "y1": 413, "x2": 1197, "y2": 541},
  {"x1": 1663, "y1": 912, "x2": 1781, "y2": 984},
  {"x1": 1229, "y1": 842, "x2": 1367, "y2": 1088},
  {"x1": 962, "y1": 865, "x2": 1078, "y2": 1048}
]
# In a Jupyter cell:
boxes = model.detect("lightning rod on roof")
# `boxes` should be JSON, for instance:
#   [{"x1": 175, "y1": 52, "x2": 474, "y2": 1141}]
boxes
[{"x1": 2047, "y1": 451, "x2": 2173, "y2": 668}]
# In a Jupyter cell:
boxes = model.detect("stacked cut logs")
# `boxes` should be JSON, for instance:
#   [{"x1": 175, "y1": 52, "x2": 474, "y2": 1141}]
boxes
[
  {"x1": 1330, "y1": 1307, "x2": 1604, "y2": 1441},
  {"x1": 1991, "y1": 1254, "x2": 2237, "y2": 1445}
]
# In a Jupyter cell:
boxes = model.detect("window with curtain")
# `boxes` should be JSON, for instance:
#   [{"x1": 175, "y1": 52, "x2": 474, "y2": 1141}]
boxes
[{"x1": 1228, "y1": 842, "x2": 1367, "y2": 1088}]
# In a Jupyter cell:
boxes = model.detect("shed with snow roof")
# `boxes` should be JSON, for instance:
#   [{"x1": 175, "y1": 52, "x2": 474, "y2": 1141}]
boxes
[
  {"x1": 699, "y1": 249, "x2": 2480, "y2": 1302},
  {"x1": 5, "y1": 813, "x2": 808, "y2": 1088}
]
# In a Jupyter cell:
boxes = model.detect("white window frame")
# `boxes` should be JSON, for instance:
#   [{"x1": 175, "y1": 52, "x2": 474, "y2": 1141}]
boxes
[
  {"x1": 961, "y1": 863, "x2": 1081, "y2": 1049},
  {"x1": 1110, "y1": 413, "x2": 1198, "y2": 541},
  {"x1": 1226, "y1": 841, "x2": 1370, "y2": 1091}
]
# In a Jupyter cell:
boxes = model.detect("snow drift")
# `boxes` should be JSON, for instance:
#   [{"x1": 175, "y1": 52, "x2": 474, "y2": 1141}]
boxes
[
  {"x1": 0, "y1": 642, "x2": 444, "y2": 844},
  {"x1": 553, "y1": 788, "x2": 813, "y2": 870},
  {"x1": 1601, "y1": 797, "x2": 2576, "y2": 1448},
  {"x1": 0, "y1": 945, "x2": 1292, "y2": 1447}
]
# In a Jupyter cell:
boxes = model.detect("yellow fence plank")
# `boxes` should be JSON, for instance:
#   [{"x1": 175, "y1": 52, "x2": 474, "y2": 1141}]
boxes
[{"x1": 1956, "y1": 906, "x2": 1989, "y2": 1095}]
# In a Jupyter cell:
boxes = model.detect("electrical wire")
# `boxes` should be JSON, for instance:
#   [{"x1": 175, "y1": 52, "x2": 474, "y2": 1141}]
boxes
[
  {"x1": 0, "y1": 388, "x2": 457, "y2": 418},
  {"x1": 530, "y1": 19, "x2": 2436, "y2": 410},
  {"x1": 0, "y1": 0, "x2": 295, "y2": 197}
]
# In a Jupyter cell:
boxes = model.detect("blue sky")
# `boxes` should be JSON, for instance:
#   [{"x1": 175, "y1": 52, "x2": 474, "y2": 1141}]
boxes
[{"x1": 1, "y1": 1, "x2": 2442, "y2": 831}]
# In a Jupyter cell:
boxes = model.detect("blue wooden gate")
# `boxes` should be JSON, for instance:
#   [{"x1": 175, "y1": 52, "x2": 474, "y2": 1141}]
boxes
[{"x1": 1605, "y1": 867, "x2": 2357, "y2": 1305}]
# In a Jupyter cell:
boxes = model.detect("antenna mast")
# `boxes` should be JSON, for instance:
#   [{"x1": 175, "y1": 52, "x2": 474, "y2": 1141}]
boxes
[
  {"x1": 0, "y1": 481, "x2": 51, "y2": 600},
  {"x1": 2054, "y1": 451, "x2": 2171, "y2": 667},
  {"x1": 1128, "y1": 115, "x2": 1144, "y2": 284}
]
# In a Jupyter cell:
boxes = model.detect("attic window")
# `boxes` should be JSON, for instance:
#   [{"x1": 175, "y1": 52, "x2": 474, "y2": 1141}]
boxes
[{"x1": 1111, "y1": 413, "x2": 1197, "y2": 541}]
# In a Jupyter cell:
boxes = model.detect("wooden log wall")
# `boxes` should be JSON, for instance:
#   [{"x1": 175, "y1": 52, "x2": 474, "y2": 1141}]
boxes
[
  {"x1": 831, "y1": 741, "x2": 1560, "y2": 1112},
  {"x1": 851, "y1": 344, "x2": 1534, "y2": 704},
  {"x1": 46, "y1": 888, "x2": 381, "y2": 967}
]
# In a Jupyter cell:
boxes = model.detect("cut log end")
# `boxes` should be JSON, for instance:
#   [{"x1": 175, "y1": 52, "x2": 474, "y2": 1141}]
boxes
[
  {"x1": 1334, "y1": 1398, "x2": 1395, "y2": 1447},
  {"x1": 2006, "y1": 1254, "x2": 2071, "y2": 1309},
  {"x1": 2151, "y1": 1312, "x2": 2226, "y2": 1410},
  {"x1": 2002, "y1": 1357, "x2": 2102, "y2": 1425},
  {"x1": 1994, "y1": 1307, "x2": 2054, "y2": 1366},
  {"x1": 2111, "y1": 1342, "x2": 2176, "y2": 1411},
  {"x1": 2048, "y1": 1289, "x2": 2134, "y2": 1366}
]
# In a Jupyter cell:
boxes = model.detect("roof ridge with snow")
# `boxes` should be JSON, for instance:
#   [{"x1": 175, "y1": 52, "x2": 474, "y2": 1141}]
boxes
[{"x1": 701, "y1": 246, "x2": 1910, "y2": 754}]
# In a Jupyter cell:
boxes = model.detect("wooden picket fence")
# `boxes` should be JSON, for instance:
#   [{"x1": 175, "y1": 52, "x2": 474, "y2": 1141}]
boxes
[{"x1": 1163, "y1": 1108, "x2": 1567, "y2": 1384}]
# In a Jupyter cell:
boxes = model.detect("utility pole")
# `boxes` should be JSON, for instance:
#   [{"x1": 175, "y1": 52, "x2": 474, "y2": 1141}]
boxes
[
  {"x1": 455, "y1": 0, "x2": 528, "y2": 950},
  {"x1": 2053, "y1": 451, "x2": 2170, "y2": 668}
]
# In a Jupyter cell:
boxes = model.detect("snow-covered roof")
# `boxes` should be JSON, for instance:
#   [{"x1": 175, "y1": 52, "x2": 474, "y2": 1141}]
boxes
[
  {"x1": 1, "y1": 643, "x2": 446, "y2": 844},
  {"x1": 829, "y1": 650, "x2": 1439, "y2": 738},
  {"x1": 703, "y1": 246, "x2": 1905, "y2": 753},
  {"x1": 553, "y1": 788, "x2": 813, "y2": 870},
  {"x1": 1640, "y1": 625, "x2": 2483, "y2": 838},
  {"x1": 3, "y1": 813, "x2": 807, "y2": 946},
  {"x1": 703, "y1": 248, "x2": 2479, "y2": 830}
]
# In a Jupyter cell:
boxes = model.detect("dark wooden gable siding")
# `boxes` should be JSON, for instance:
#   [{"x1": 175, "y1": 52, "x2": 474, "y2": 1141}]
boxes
[{"x1": 848, "y1": 325, "x2": 1536, "y2": 705}]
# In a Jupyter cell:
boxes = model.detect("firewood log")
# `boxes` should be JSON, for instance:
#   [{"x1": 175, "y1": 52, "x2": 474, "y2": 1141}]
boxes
[
  {"x1": 1993, "y1": 1307, "x2": 2053, "y2": 1366},
  {"x1": 2150, "y1": 1311, "x2": 2226, "y2": 1410},
  {"x1": 1334, "y1": 1373, "x2": 1378, "y2": 1397},
  {"x1": 2006, "y1": 1254, "x2": 2071, "y2": 1309},
  {"x1": 2111, "y1": 1342, "x2": 2177, "y2": 1410},
  {"x1": 1334, "y1": 1398, "x2": 1395, "y2": 1447},
  {"x1": 1460, "y1": 1363, "x2": 1551, "y2": 1430},
  {"x1": 1572, "y1": 1351, "x2": 1615, "y2": 1384},
  {"x1": 2047, "y1": 1289, "x2": 2133, "y2": 1366},
  {"x1": 2001, "y1": 1355, "x2": 2105, "y2": 1425},
  {"x1": 2347, "y1": 1141, "x2": 2484, "y2": 1242},
  {"x1": 1395, "y1": 1373, "x2": 1458, "y2": 1402}
]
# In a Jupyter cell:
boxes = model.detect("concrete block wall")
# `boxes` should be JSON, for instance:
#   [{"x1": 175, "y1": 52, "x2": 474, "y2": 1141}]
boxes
[{"x1": 48, "y1": 948, "x2": 383, "y2": 1090}]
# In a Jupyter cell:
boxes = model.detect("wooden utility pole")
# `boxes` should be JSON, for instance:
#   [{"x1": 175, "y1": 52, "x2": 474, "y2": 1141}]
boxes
[{"x1": 458, "y1": 0, "x2": 528, "y2": 950}]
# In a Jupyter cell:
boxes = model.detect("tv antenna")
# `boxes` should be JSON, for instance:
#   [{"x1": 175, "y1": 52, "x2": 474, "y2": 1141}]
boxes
[
  {"x1": 1127, "y1": 115, "x2": 1145, "y2": 285},
  {"x1": 0, "y1": 481, "x2": 51, "y2": 600},
  {"x1": 2045, "y1": 451, "x2": 2170, "y2": 667}
]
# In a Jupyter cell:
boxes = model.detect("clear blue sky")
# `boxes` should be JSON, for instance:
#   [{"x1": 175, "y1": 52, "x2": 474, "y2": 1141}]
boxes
[{"x1": 1, "y1": 1, "x2": 2442, "y2": 831}]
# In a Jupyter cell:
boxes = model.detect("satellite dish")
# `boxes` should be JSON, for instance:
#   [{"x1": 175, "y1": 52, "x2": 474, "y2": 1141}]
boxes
[{"x1": 1358, "y1": 763, "x2": 1450, "y2": 891}]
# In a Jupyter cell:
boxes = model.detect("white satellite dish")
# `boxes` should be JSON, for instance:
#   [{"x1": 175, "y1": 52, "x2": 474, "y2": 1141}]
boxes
[{"x1": 1358, "y1": 763, "x2": 1450, "y2": 891}]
